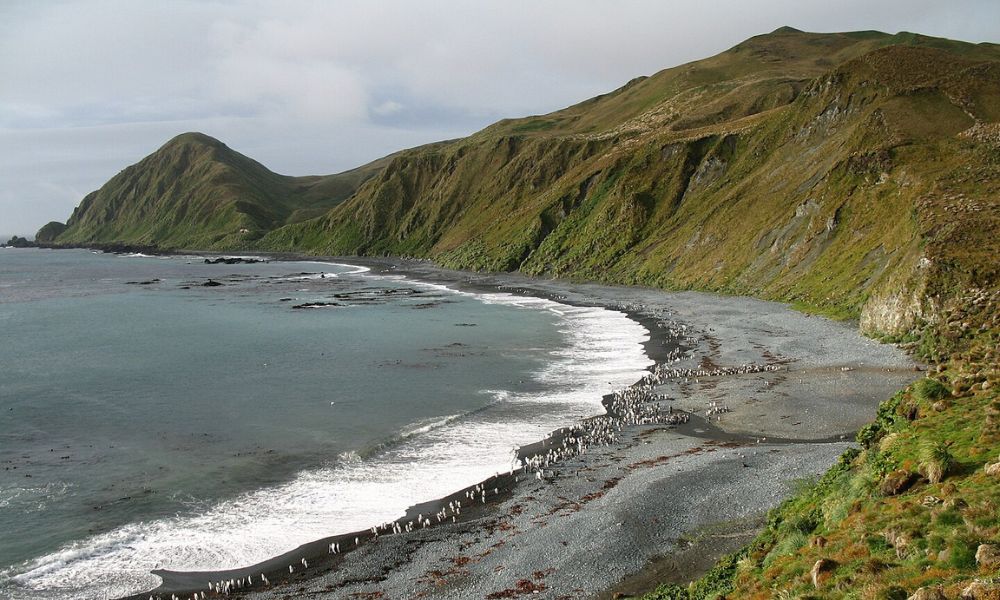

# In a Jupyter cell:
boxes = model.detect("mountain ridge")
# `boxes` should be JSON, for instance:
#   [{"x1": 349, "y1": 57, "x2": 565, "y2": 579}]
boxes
[
  {"x1": 43, "y1": 28, "x2": 1000, "y2": 341},
  {"x1": 51, "y1": 131, "x2": 390, "y2": 249}
]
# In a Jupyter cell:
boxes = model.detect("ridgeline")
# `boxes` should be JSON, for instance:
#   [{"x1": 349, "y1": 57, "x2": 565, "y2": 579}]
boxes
[{"x1": 39, "y1": 27, "x2": 999, "y2": 598}]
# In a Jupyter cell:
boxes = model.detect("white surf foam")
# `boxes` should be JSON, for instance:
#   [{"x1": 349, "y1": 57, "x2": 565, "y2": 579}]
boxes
[
  {"x1": 1, "y1": 275, "x2": 651, "y2": 600},
  {"x1": 277, "y1": 262, "x2": 371, "y2": 281},
  {"x1": 301, "y1": 261, "x2": 371, "y2": 276}
]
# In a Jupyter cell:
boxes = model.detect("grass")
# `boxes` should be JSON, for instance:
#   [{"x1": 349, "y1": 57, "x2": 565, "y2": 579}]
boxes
[
  {"x1": 49, "y1": 132, "x2": 385, "y2": 251},
  {"x1": 919, "y1": 441, "x2": 955, "y2": 484},
  {"x1": 641, "y1": 296, "x2": 999, "y2": 599}
]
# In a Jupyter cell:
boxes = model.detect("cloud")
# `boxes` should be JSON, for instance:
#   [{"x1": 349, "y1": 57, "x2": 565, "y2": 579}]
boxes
[
  {"x1": 1, "y1": 0, "x2": 998, "y2": 234},
  {"x1": 372, "y1": 100, "x2": 404, "y2": 117}
]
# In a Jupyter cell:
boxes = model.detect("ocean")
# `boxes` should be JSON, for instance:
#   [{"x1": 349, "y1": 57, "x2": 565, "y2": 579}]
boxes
[{"x1": 0, "y1": 248, "x2": 651, "y2": 599}]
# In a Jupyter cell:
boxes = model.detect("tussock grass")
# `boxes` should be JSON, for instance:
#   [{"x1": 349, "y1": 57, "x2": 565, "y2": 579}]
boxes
[{"x1": 919, "y1": 442, "x2": 955, "y2": 484}]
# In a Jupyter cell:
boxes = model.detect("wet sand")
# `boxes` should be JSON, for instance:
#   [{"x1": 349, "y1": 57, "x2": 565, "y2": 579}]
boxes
[{"x1": 126, "y1": 257, "x2": 918, "y2": 600}]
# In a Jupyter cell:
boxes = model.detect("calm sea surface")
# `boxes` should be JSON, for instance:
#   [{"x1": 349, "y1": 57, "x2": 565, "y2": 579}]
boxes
[{"x1": 0, "y1": 248, "x2": 650, "y2": 599}]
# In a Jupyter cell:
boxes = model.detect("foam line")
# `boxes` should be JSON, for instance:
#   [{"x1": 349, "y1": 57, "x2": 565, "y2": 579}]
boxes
[{"x1": 1, "y1": 275, "x2": 651, "y2": 600}]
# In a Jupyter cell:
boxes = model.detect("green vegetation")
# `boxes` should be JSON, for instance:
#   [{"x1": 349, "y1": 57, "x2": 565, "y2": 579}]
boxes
[
  {"x1": 253, "y1": 28, "x2": 998, "y2": 342},
  {"x1": 46, "y1": 132, "x2": 390, "y2": 250},
  {"x1": 34, "y1": 221, "x2": 66, "y2": 242},
  {"x1": 641, "y1": 291, "x2": 999, "y2": 599},
  {"x1": 39, "y1": 27, "x2": 1000, "y2": 597}
]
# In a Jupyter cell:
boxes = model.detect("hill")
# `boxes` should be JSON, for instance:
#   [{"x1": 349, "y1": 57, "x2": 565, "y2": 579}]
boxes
[
  {"x1": 257, "y1": 28, "x2": 999, "y2": 339},
  {"x1": 48, "y1": 132, "x2": 388, "y2": 249}
]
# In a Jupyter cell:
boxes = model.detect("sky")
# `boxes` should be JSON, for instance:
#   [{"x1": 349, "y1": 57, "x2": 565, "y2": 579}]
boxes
[{"x1": 1, "y1": 1, "x2": 998, "y2": 238}]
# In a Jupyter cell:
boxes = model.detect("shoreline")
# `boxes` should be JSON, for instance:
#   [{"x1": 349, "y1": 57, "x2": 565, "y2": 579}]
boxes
[
  {"x1": 120, "y1": 253, "x2": 688, "y2": 599},
  {"x1": 18, "y1": 248, "x2": 919, "y2": 600}
]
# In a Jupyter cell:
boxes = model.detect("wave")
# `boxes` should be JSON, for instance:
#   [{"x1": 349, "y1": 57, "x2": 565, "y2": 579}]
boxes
[
  {"x1": 300, "y1": 261, "x2": 371, "y2": 276},
  {"x1": 1, "y1": 273, "x2": 651, "y2": 600},
  {"x1": 276, "y1": 262, "x2": 371, "y2": 281},
  {"x1": 399, "y1": 413, "x2": 464, "y2": 439}
]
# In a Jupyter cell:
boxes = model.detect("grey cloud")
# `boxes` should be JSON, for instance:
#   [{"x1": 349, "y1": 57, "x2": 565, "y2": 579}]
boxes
[{"x1": 1, "y1": 0, "x2": 998, "y2": 236}]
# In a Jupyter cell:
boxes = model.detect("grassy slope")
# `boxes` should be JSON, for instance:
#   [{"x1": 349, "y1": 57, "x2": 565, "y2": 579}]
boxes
[
  {"x1": 259, "y1": 29, "x2": 1000, "y2": 332},
  {"x1": 50, "y1": 132, "x2": 387, "y2": 250}
]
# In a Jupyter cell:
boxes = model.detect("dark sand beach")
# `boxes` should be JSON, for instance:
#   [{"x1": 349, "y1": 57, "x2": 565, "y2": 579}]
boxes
[{"x1": 127, "y1": 258, "x2": 918, "y2": 600}]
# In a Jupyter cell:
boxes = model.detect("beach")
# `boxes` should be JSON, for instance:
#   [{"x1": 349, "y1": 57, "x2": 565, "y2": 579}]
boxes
[{"x1": 125, "y1": 258, "x2": 918, "y2": 600}]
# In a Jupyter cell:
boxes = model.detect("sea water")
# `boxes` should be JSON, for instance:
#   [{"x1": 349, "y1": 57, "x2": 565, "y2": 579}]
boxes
[{"x1": 0, "y1": 248, "x2": 651, "y2": 599}]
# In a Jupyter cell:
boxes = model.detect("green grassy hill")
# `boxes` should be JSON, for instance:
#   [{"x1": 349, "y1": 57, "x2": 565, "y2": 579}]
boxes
[
  {"x1": 48, "y1": 132, "x2": 388, "y2": 250},
  {"x1": 258, "y1": 28, "x2": 999, "y2": 338}
]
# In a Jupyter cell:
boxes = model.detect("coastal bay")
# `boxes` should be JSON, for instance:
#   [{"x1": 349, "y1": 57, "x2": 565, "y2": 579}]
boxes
[{"x1": 133, "y1": 257, "x2": 918, "y2": 600}]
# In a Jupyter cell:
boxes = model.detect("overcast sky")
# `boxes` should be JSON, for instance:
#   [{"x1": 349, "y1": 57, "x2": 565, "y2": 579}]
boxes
[{"x1": 1, "y1": 0, "x2": 998, "y2": 238}]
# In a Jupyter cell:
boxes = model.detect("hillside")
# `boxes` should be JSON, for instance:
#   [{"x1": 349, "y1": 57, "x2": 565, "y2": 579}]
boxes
[
  {"x1": 49, "y1": 132, "x2": 388, "y2": 249},
  {"x1": 257, "y1": 28, "x2": 1000, "y2": 338}
]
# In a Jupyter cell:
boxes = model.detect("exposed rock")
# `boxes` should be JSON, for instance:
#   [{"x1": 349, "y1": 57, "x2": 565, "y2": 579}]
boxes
[
  {"x1": 961, "y1": 580, "x2": 1000, "y2": 600},
  {"x1": 202, "y1": 279, "x2": 224, "y2": 287},
  {"x1": 860, "y1": 287, "x2": 926, "y2": 338},
  {"x1": 908, "y1": 586, "x2": 947, "y2": 600},
  {"x1": 975, "y1": 543, "x2": 1000, "y2": 569},
  {"x1": 880, "y1": 470, "x2": 918, "y2": 496},
  {"x1": 810, "y1": 558, "x2": 837, "y2": 588},
  {"x1": 291, "y1": 302, "x2": 341, "y2": 309},
  {"x1": 985, "y1": 462, "x2": 1000, "y2": 477},
  {"x1": 3, "y1": 235, "x2": 34, "y2": 248},
  {"x1": 204, "y1": 257, "x2": 263, "y2": 264}
]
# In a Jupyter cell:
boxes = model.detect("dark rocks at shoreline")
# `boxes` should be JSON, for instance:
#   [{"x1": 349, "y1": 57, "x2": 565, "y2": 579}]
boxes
[
  {"x1": 412, "y1": 302, "x2": 441, "y2": 309},
  {"x1": 204, "y1": 257, "x2": 264, "y2": 265},
  {"x1": 291, "y1": 302, "x2": 342, "y2": 309},
  {"x1": 202, "y1": 279, "x2": 224, "y2": 287},
  {"x1": 2, "y1": 235, "x2": 35, "y2": 248}
]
